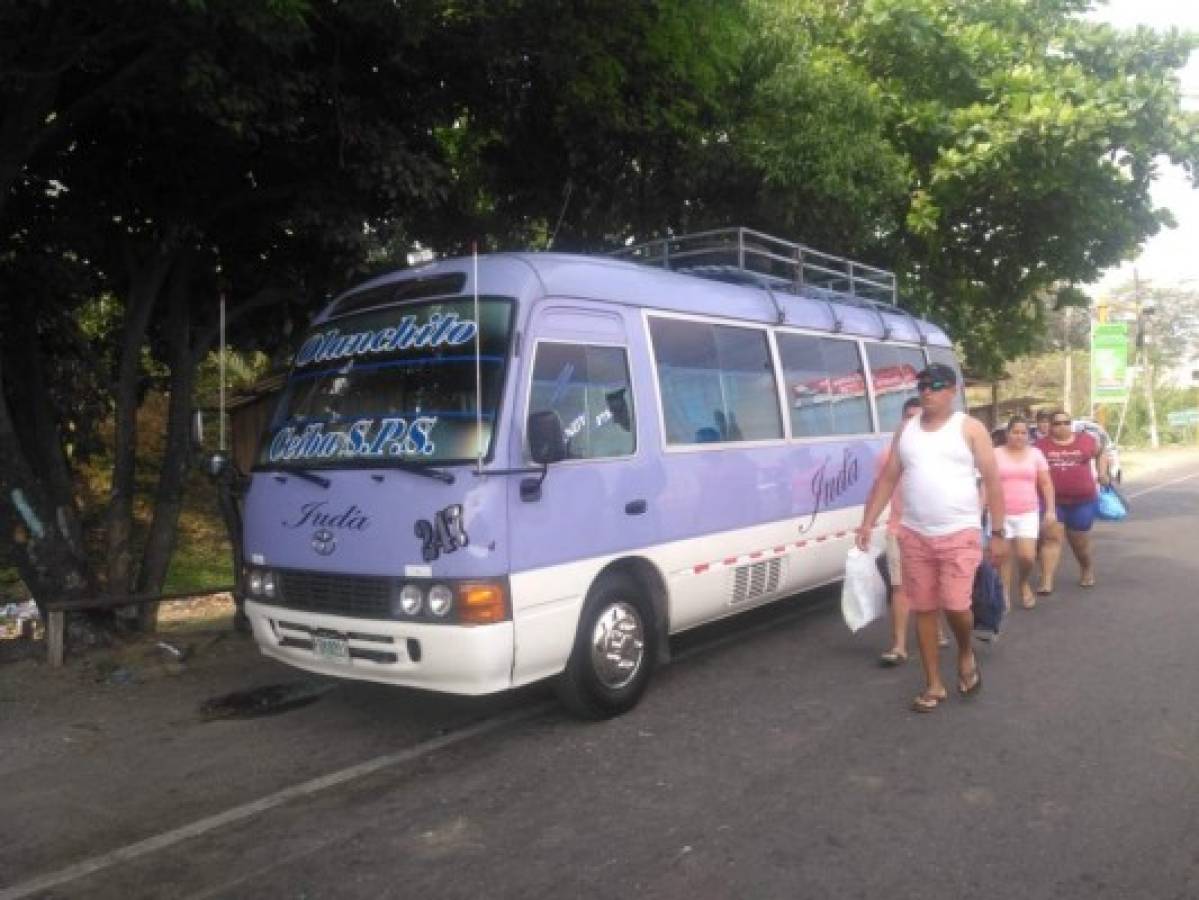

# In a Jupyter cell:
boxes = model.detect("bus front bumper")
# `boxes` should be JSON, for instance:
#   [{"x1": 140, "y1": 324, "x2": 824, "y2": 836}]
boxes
[{"x1": 244, "y1": 600, "x2": 515, "y2": 695}]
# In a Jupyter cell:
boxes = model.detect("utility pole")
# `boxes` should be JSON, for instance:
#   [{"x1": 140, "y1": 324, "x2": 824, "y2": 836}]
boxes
[
  {"x1": 1135, "y1": 270, "x2": 1160, "y2": 449},
  {"x1": 1093, "y1": 302, "x2": 1108, "y2": 429},
  {"x1": 1063, "y1": 306, "x2": 1072, "y2": 412}
]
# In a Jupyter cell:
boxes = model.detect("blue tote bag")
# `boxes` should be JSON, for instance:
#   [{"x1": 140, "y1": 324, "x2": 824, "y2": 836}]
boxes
[{"x1": 1096, "y1": 485, "x2": 1128, "y2": 521}]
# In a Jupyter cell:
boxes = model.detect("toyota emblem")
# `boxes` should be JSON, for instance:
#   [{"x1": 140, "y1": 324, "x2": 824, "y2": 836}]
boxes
[{"x1": 311, "y1": 528, "x2": 336, "y2": 556}]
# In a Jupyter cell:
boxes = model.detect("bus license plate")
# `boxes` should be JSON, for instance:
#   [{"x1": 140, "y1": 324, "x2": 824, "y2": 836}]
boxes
[{"x1": 313, "y1": 633, "x2": 350, "y2": 662}]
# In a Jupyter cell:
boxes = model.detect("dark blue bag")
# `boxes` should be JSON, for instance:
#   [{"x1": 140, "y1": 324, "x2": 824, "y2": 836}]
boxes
[
  {"x1": 972, "y1": 558, "x2": 1005, "y2": 635},
  {"x1": 1096, "y1": 485, "x2": 1128, "y2": 521}
]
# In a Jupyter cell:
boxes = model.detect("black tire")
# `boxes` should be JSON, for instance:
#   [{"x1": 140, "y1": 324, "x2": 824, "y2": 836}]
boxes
[{"x1": 554, "y1": 573, "x2": 656, "y2": 719}]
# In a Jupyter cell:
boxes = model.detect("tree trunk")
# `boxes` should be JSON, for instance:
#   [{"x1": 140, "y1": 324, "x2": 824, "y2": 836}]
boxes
[
  {"x1": 135, "y1": 258, "x2": 196, "y2": 629},
  {"x1": 105, "y1": 243, "x2": 176, "y2": 602},
  {"x1": 1, "y1": 300, "x2": 88, "y2": 554},
  {"x1": 0, "y1": 354, "x2": 98, "y2": 620}
]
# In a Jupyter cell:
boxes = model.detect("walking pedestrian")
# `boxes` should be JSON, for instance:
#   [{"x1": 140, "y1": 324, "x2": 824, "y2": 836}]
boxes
[
  {"x1": 856, "y1": 364, "x2": 1008, "y2": 713},
  {"x1": 1035, "y1": 410, "x2": 1110, "y2": 591},
  {"x1": 994, "y1": 416, "x2": 1056, "y2": 609},
  {"x1": 1034, "y1": 409, "x2": 1052, "y2": 441},
  {"x1": 870, "y1": 398, "x2": 950, "y2": 667}
]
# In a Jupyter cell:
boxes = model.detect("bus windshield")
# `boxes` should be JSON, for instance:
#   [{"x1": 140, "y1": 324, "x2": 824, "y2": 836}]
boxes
[{"x1": 258, "y1": 296, "x2": 513, "y2": 468}]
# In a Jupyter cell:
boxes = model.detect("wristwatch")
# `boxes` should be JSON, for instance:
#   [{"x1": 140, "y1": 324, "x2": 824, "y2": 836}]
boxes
[{"x1": 990, "y1": 528, "x2": 1005, "y2": 538}]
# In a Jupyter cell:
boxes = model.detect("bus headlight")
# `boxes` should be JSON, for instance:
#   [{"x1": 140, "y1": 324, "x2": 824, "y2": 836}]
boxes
[
  {"x1": 248, "y1": 570, "x2": 264, "y2": 597},
  {"x1": 395, "y1": 584, "x2": 423, "y2": 617},
  {"x1": 262, "y1": 570, "x2": 277, "y2": 599},
  {"x1": 428, "y1": 584, "x2": 454, "y2": 617}
]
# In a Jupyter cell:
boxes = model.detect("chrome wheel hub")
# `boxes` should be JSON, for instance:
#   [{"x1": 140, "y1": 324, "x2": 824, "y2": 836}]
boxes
[{"x1": 589, "y1": 601, "x2": 645, "y2": 690}]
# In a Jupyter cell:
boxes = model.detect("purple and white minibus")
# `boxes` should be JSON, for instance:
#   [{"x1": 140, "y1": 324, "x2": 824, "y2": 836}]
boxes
[{"x1": 241, "y1": 228, "x2": 963, "y2": 717}]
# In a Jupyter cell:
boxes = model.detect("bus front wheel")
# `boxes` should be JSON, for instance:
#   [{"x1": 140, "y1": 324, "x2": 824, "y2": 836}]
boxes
[{"x1": 555, "y1": 573, "x2": 656, "y2": 719}]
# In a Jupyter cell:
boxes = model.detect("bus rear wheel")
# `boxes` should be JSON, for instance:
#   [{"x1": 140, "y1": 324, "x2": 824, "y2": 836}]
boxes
[{"x1": 555, "y1": 573, "x2": 656, "y2": 719}]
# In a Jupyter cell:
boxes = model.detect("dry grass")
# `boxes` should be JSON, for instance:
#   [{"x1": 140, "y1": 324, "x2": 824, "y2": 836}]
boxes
[{"x1": 156, "y1": 593, "x2": 237, "y2": 634}]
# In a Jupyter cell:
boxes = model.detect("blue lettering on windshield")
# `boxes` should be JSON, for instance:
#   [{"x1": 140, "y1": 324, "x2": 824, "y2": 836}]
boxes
[
  {"x1": 295, "y1": 313, "x2": 478, "y2": 368},
  {"x1": 269, "y1": 416, "x2": 439, "y2": 462}
]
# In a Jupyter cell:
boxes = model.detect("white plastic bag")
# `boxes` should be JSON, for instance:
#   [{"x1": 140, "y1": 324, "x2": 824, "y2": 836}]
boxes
[{"x1": 841, "y1": 547, "x2": 887, "y2": 633}]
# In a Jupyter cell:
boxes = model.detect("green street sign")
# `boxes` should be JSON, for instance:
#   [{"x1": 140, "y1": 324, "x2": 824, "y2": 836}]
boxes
[
  {"x1": 1091, "y1": 322, "x2": 1128, "y2": 405},
  {"x1": 1166, "y1": 409, "x2": 1199, "y2": 428}
]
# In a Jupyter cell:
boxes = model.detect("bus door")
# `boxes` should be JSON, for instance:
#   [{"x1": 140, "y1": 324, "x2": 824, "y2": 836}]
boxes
[{"x1": 507, "y1": 304, "x2": 660, "y2": 683}]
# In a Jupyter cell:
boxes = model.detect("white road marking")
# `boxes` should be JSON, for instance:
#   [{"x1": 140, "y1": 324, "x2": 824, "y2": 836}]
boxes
[
  {"x1": 0, "y1": 703, "x2": 551, "y2": 900},
  {"x1": 1126, "y1": 471, "x2": 1199, "y2": 500}
]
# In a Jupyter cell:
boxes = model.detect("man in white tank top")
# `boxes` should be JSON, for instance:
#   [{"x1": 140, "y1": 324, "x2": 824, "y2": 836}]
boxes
[{"x1": 855, "y1": 364, "x2": 1008, "y2": 713}]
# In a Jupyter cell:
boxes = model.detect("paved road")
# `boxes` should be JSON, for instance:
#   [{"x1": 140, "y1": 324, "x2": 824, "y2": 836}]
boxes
[{"x1": 3, "y1": 462, "x2": 1198, "y2": 899}]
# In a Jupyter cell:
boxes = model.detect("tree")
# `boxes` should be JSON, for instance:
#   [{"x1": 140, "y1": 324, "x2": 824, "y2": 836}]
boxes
[
  {"x1": 1, "y1": 0, "x2": 458, "y2": 633},
  {"x1": 856, "y1": 0, "x2": 1197, "y2": 374}
]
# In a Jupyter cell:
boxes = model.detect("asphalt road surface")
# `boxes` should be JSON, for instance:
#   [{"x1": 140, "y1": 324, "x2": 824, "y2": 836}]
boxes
[{"x1": 3, "y1": 462, "x2": 1198, "y2": 900}]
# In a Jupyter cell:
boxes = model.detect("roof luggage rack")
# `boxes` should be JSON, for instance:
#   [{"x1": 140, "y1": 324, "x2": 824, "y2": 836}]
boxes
[{"x1": 611, "y1": 226, "x2": 899, "y2": 308}]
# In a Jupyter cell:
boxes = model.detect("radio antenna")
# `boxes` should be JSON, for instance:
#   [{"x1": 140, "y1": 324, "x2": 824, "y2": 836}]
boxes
[
  {"x1": 473, "y1": 242, "x2": 483, "y2": 473},
  {"x1": 219, "y1": 291, "x2": 226, "y2": 452},
  {"x1": 546, "y1": 181, "x2": 573, "y2": 251}
]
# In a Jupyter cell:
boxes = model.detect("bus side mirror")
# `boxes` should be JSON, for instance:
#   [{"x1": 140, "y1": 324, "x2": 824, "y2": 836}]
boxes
[{"x1": 528, "y1": 411, "x2": 568, "y2": 465}]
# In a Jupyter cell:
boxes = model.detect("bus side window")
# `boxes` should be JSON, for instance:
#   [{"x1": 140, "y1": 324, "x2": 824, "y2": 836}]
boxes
[
  {"x1": 865, "y1": 343, "x2": 926, "y2": 431},
  {"x1": 528, "y1": 342, "x2": 635, "y2": 459},
  {"x1": 649, "y1": 317, "x2": 782, "y2": 445},
  {"x1": 777, "y1": 333, "x2": 871, "y2": 438}
]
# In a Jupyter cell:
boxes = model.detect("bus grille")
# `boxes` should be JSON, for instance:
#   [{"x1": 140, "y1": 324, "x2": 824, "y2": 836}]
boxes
[
  {"x1": 277, "y1": 571, "x2": 392, "y2": 619},
  {"x1": 730, "y1": 559, "x2": 782, "y2": 605}
]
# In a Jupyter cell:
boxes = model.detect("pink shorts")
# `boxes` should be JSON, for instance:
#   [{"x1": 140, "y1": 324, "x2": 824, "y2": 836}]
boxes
[{"x1": 897, "y1": 526, "x2": 982, "y2": 613}]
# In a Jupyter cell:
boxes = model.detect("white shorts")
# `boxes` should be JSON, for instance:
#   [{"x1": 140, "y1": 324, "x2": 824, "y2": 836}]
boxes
[{"x1": 1004, "y1": 510, "x2": 1040, "y2": 541}]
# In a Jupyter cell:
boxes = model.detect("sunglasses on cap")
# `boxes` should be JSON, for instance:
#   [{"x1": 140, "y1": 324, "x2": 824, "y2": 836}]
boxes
[
  {"x1": 916, "y1": 378, "x2": 951, "y2": 392},
  {"x1": 1051, "y1": 417, "x2": 1071, "y2": 425}
]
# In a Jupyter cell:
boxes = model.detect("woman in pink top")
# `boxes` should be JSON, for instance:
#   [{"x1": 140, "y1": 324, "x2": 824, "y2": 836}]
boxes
[{"x1": 994, "y1": 416, "x2": 1056, "y2": 608}]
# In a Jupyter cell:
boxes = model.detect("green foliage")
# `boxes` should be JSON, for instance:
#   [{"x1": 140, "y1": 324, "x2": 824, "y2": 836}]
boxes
[
  {"x1": 1111, "y1": 386, "x2": 1199, "y2": 447},
  {"x1": 827, "y1": 0, "x2": 1195, "y2": 372}
]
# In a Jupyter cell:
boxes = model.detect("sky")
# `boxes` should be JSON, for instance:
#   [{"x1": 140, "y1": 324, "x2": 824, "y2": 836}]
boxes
[{"x1": 1087, "y1": 0, "x2": 1199, "y2": 295}]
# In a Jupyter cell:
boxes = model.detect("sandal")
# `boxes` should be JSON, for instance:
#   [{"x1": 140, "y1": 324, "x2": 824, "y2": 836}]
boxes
[
  {"x1": 911, "y1": 689, "x2": 948, "y2": 713},
  {"x1": 937, "y1": 633, "x2": 950, "y2": 648},
  {"x1": 958, "y1": 659, "x2": 982, "y2": 698},
  {"x1": 879, "y1": 650, "x2": 908, "y2": 667}
]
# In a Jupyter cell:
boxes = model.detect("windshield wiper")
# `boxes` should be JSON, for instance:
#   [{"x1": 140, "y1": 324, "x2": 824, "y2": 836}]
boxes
[
  {"x1": 263, "y1": 461, "x2": 454, "y2": 486},
  {"x1": 266, "y1": 466, "x2": 331, "y2": 489},
  {"x1": 388, "y1": 460, "x2": 455, "y2": 484}
]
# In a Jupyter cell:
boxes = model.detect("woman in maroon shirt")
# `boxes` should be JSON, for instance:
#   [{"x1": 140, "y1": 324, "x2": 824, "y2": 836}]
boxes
[{"x1": 1035, "y1": 411, "x2": 1110, "y2": 592}]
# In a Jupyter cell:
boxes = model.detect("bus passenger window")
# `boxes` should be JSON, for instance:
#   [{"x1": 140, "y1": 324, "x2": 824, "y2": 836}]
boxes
[
  {"x1": 865, "y1": 343, "x2": 926, "y2": 431},
  {"x1": 649, "y1": 317, "x2": 782, "y2": 445},
  {"x1": 529, "y1": 342, "x2": 635, "y2": 459},
  {"x1": 777, "y1": 333, "x2": 871, "y2": 438}
]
